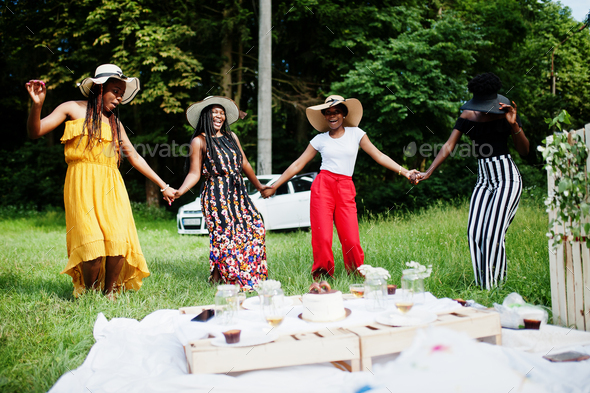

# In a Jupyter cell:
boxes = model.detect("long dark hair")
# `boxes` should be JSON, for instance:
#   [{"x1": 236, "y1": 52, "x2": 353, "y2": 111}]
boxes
[
  {"x1": 184, "y1": 104, "x2": 241, "y2": 174},
  {"x1": 80, "y1": 79, "x2": 122, "y2": 164}
]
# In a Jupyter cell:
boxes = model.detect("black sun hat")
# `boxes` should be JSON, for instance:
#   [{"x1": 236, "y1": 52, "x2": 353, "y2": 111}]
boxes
[{"x1": 460, "y1": 93, "x2": 511, "y2": 115}]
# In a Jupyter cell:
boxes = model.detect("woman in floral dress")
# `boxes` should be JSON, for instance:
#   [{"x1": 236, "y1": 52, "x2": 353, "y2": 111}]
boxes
[{"x1": 176, "y1": 96, "x2": 269, "y2": 291}]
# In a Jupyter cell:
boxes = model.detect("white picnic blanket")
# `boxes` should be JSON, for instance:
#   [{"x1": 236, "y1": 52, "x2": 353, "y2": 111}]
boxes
[{"x1": 48, "y1": 295, "x2": 590, "y2": 393}]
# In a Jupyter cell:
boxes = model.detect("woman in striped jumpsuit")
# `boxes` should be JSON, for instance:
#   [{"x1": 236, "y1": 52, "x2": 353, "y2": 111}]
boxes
[{"x1": 415, "y1": 73, "x2": 530, "y2": 289}]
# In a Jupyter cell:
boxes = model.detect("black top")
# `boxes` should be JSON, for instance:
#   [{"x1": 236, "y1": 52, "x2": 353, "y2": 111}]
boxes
[{"x1": 453, "y1": 115, "x2": 522, "y2": 159}]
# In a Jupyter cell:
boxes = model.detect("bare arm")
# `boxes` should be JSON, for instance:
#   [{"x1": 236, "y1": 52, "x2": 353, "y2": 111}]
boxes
[
  {"x1": 359, "y1": 135, "x2": 416, "y2": 180},
  {"x1": 499, "y1": 101, "x2": 529, "y2": 157},
  {"x1": 416, "y1": 129, "x2": 463, "y2": 183},
  {"x1": 260, "y1": 144, "x2": 317, "y2": 198},
  {"x1": 119, "y1": 125, "x2": 176, "y2": 203},
  {"x1": 176, "y1": 136, "x2": 204, "y2": 198},
  {"x1": 232, "y1": 132, "x2": 267, "y2": 191},
  {"x1": 26, "y1": 80, "x2": 81, "y2": 139}
]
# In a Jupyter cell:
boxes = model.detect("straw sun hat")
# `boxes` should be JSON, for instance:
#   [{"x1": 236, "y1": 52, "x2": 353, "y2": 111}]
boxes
[
  {"x1": 306, "y1": 95, "x2": 363, "y2": 132},
  {"x1": 78, "y1": 64, "x2": 140, "y2": 105},
  {"x1": 186, "y1": 96, "x2": 245, "y2": 129},
  {"x1": 460, "y1": 93, "x2": 511, "y2": 115}
]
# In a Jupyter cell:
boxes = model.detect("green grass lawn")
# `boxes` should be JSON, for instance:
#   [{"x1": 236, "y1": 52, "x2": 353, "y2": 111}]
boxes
[{"x1": 0, "y1": 196, "x2": 550, "y2": 392}]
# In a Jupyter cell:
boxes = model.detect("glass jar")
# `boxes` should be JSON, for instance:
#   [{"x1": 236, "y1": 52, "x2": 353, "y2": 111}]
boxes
[
  {"x1": 364, "y1": 274, "x2": 387, "y2": 311},
  {"x1": 401, "y1": 269, "x2": 425, "y2": 305},
  {"x1": 214, "y1": 284, "x2": 239, "y2": 325}
]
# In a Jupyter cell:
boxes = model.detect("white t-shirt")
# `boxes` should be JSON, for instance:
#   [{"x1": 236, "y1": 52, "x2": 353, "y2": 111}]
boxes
[{"x1": 309, "y1": 127, "x2": 366, "y2": 177}]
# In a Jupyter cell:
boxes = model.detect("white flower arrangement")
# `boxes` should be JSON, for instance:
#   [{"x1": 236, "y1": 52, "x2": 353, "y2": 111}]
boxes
[
  {"x1": 357, "y1": 264, "x2": 391, "y2": 280},
  {"x1": 405, "y1": 261, "x2": 433, "y2": 279},
  {"x1": 255, "y1": 279, "x2": 282, "y2": 293}
]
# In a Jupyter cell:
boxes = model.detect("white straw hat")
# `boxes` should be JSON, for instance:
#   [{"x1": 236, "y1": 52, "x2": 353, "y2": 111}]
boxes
[
  {"x1": 78, "y1": 64, "x2": 140, "y2": 105},
  {"x1": 186, "y1": 96, "x2": 245, "y2": 129},
  {"x1": 306, "y1": 95, "x2": 363, "y2": 132}
]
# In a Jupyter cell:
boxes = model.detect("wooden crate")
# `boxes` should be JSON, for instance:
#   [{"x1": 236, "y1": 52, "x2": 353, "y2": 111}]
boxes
[
  {"x1": 345, "y1": 308, "x2": 501, "y2": 373},
  {"x1": 547, "y1": 124, "x2": 590, "y2": 331},
  {"x1": 185, "y1": 327, "x2": 361, "y2": 374}
]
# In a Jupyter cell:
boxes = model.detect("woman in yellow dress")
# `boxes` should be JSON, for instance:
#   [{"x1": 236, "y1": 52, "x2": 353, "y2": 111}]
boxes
[{"x1": 26, "y1": 64, "x2": 176, "y2": 297}]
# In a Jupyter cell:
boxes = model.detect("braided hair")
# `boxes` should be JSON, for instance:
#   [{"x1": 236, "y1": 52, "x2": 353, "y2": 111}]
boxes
[
  {"x1": 467, "y1": 73, "x2": 503, "y2": 95},
  {"x1": 81, "y1": 79, "x2": 122, "y2": 164},
  {"x1": 184, "y1": 104, "x2": 241, "y2": 174}
]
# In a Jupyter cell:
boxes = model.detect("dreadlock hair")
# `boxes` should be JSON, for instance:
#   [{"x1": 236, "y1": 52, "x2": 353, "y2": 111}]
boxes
[
  {"x1": 184, "y1": 104, "x2": 241, "y2": 174},
  {"x1": 467, "y1": 73, "x2": 503, "y2": 96},
  {"x1": 81, "y1": 79, "x2": 122, "y2": 165}
]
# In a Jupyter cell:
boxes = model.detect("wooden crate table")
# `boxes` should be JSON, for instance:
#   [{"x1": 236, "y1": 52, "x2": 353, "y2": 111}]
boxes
[
  {"x1": 179, "y1": 298, "x2": 500, "y2": 375},
  {"x1": 180, "y1": 297, "x2": 360, "y2": 374},
  {"x1": 345, "y1": 307, "x2": 501, "y2": 373},
  {"x1": 185, "y1": 327, "x2": 361, "y2": 374}
]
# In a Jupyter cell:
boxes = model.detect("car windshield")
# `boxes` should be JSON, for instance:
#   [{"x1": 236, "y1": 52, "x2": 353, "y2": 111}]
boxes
[{"x1": 243, "y1": 178, "x2": 273, "y2": 195}]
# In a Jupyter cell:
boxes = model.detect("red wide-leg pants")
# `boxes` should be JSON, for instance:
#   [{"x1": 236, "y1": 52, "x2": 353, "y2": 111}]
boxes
[{"x1": 310, "y1": 170, "x2": 364, "y2": 276}]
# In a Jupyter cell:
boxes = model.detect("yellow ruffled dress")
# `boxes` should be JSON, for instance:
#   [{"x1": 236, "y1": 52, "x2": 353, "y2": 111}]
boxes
[{"x1": 60, "y1": 118, "x2": 150, "y2": 296}]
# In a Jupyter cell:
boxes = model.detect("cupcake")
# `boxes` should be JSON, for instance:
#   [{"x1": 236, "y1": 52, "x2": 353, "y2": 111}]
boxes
[{"x1": 222, "y1": 329, "x2": 241, "y2": 344}]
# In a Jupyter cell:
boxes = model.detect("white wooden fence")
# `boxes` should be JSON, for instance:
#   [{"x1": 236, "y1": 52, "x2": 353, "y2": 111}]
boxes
[{"x1": 547, "y1": 123, "x2": 590, "y2": 330}]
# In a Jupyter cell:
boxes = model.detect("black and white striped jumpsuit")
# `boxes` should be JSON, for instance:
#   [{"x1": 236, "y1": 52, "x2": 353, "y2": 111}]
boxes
[{"x1": 455, "y1": 116, "x2": 523, "y2": 289}]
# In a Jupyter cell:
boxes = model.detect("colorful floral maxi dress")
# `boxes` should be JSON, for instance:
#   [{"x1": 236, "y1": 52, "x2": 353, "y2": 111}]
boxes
[{"x1": 201, "y1": 134, "x2": 267, "y2": 291}]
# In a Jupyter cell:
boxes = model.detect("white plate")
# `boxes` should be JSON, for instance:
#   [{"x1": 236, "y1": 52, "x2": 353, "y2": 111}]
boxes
[
  {"x1": 241, "y1": 296, "x2": 293, "y2": 310},
  {"x1": 375, "y1": 310, "x2": 438, "y2": 327},
  {"x1": 211, "y1": 330, "x2": 279, "y2": 347}
]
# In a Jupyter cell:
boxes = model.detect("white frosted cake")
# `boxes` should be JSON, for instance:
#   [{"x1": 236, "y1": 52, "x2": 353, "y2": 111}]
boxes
[{"x1": 302, "y1": 291, "x2": 346, "y2": 322}]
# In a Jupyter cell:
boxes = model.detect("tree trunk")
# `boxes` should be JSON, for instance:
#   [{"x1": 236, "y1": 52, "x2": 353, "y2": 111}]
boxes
[
  {"x1": 220, "y1": 9, "x2": 233, "y2": 98},
  {"x1": 295, "y1": 108, "x2": 308, "y2": 144},
  {"x1": 257, "y1": 0, "x2": 272, "y2": 175},
  {"x1": 132, "y1": 105, "x2": 159, "y2": 207},
  {"x1": 235, "y1": 41, "x2": 243, "y2": 108},
  {"x1": 145, "y1": 156, "x2": 160, "y2": 207}
]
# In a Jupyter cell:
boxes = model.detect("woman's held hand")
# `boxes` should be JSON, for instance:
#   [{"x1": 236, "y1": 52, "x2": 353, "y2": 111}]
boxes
[
  {"x1": 260, "y1": 185, "x2": 275, "y2": 199},
  {"x1": 162, "y1": 187, "x2": 176, "y2": 205}
]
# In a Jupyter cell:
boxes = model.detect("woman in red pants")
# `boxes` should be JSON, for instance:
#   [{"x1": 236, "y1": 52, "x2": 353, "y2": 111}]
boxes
[{"x1": 261, "y1": 95, "x2": 416, "y2": 279}]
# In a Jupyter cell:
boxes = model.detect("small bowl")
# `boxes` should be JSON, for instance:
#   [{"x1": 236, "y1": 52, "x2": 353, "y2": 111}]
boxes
[
  {"x1": 387, "y1": 285, "x2": 397, "y2": 295},
  {"x1": 523, "y1": 319, "x2": 541, "y2": 330},
  {"x1": 222, "y1": 329, "x2": 241, "y2": 344}
]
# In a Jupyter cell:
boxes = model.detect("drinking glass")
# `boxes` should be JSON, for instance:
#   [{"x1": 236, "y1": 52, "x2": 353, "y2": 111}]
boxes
[
  {"x1": 398, "y1": 271, "x2": 417, "y2": 315},
  {"x1": 349, "y1": 284, "x2": 365, "y2": 298},
  {"x1": 261, "y1": 290, "x2": 286, "y2": 328}
]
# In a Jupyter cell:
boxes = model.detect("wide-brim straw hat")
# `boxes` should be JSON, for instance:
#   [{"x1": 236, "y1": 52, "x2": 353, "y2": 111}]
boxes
[
  {"x1": 460, "y1": 93, "x2": 511, "y2": 115},
  {"x1": 186, "y1": 96, "x2": 246, "y2": 129},
  {"x1": 306, "y1": 95, "x2": 363, "y2": 132},
  {"x1": 78, "y1": 64, "x2": 140, "y2": 105}
]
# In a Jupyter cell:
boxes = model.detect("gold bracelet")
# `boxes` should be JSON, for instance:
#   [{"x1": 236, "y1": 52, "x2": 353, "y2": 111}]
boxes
[{"x1": 398, "y1": 166, "x2": 402, "y2": 176}]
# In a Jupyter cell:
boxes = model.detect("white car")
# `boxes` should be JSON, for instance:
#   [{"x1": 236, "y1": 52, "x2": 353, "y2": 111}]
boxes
[{"x1": 176, "y1": 172, "x2": 317, "y2": 235}]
